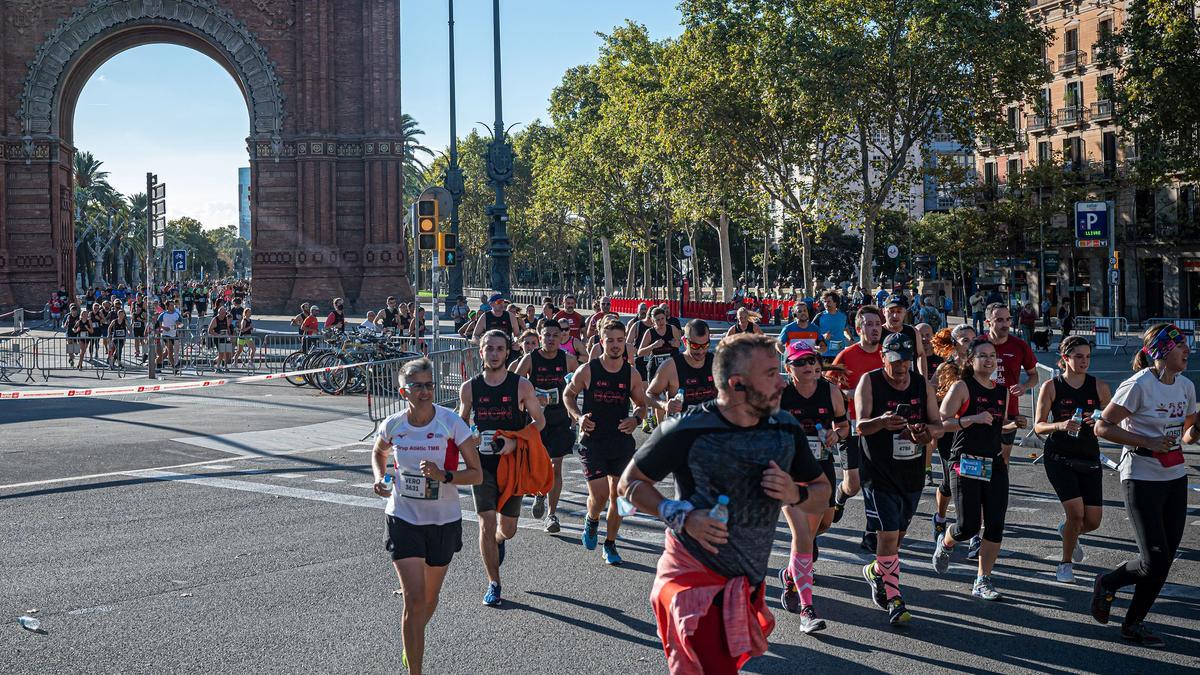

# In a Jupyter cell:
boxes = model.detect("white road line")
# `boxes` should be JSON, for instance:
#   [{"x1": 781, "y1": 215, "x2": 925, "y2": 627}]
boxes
[
  {"x1": 274, "y1": 473, "x2": 306, "y2": 479},
  {"x1": 200, "y1": 465, "x2": 235, "y2": 471},
  {"x1": 311, "y1": 478, "x2": 345, "y2": 484}
]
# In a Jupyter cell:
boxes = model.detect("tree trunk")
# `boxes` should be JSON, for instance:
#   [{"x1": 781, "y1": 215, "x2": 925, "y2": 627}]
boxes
[
  {"x1": 599, "y1": 235, "x2": 613, "y2": 297},
  {"x1": 717, "y1": 212, "x2": 734, "y2": 302},
  {"x1": 642, "y1": 224, "x2": 652, "y2": 299},
  {"x1": 115, "y1": 246, "x2": 126, "y2": 285},
  {"x1": 663, "y1": 226, "x2": 673, "y2": 304},
  {"x1": 858, "y1": 201, "x2": 881, "y2": 291},
  {"x1": 625, "y1": 243, "x2": 636, "y2": 297}
]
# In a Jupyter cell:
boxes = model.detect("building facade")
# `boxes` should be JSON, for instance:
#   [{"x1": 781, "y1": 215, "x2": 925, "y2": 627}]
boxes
[
  {"x1": 976, "y1": 0, "x2": 1199, "y2": 322},
  {"x1": 238, "y1": 167, "x2": 251, "y2": 242}
]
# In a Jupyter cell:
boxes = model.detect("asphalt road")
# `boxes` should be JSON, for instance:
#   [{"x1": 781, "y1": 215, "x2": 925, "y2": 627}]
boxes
[{"x1": 2, "y1": 375, "x2": 1199, "y2": 674}]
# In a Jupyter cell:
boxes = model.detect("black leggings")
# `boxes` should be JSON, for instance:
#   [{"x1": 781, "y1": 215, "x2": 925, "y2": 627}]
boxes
[
  {"x1": 1100, "y1": 477, "x2": 1188, "y2": 627},
  {"x1": 950, "y1": 459, "x2": 1009, "y2": 544},
  {"x1": 936, "y1": 434, "x2": 954, "y2": 498}
]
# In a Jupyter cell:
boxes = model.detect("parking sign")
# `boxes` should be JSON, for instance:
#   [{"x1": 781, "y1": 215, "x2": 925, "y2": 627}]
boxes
[{"x1": 1075, "y1": 201, "x2": 1108, "y2": 242}]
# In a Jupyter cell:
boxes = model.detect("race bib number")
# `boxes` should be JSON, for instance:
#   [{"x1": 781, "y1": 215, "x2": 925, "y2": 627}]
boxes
[
  {"x1": 1164, "y1": 422, "x2": 1184, "y2": 451},
  {"x1": 650, "y1": 354, "x2": 671, "y2": 368},
  {"x1": 808, "y1": 437, "x2": 831, "y2": 461},
  {"x1": 535, "y1": 387, "x2": 560, "y2": 406},
  {"x1": 133, "y1": 321, "x2": 143, "y2": 329},
  {"x1": 957, "y1": 455, "x2": 993, "y2": 481},
  {"x1": 892, "y1": 435, "x2": 920, "y2": 460},
  {"x1": 112, "y1": 330, "x2": 126, "y2": 338},
  {"x1": 478, "y1": 430, "x2": 499, "y2": 455},
  {"x1": 399, "y1": 472, "x2": 440, "y2": 500}
]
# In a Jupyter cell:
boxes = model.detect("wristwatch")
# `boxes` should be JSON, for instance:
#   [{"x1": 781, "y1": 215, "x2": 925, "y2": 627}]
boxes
[{"x1": 442, "y1": 470, "x2": 455, "y2": 484}]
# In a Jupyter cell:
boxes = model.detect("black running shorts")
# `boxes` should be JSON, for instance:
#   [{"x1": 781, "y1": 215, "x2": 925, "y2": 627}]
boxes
[
  {"x1": 579, "y1": 434, "x2": 635, "y2": 482},
  {"x1": 385, "y1": 515, "x2": 463, "y2": 567}
]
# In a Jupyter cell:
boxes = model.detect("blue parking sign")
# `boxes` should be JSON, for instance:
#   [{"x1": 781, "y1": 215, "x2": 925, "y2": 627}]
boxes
[
  {"x1": 172, "y1": 249, "x2": 187, "y2": 271},
  {"x1": 1074, "y1": 201, "x2": 1108, "y2": 241}
]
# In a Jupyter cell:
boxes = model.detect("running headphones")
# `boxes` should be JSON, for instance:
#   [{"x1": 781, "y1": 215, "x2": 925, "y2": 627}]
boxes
[{"x1": 733, "y1": 382, "x2": 747, "y2": 392}]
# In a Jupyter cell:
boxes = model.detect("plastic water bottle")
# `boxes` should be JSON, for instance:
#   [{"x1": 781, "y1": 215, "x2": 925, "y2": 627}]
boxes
[
  {"x1": 18, "y1": 615, "x2": 41, "y2": 632},
  {"x1": 815, "y1": 423, "x2": 828, "y2": 447},
  {"x1": 672, "y1": 388, "x2": 686, "y2": 416},
  {"x1": 1068, "y1": 408, "x2": 1083, "y2": 438},
  {"x1": 708, "y1": 495, "x2": 730, "y2": 524},
  {"x1": 1091, "y1": 409, "x2": 1103, "y2": 422}
]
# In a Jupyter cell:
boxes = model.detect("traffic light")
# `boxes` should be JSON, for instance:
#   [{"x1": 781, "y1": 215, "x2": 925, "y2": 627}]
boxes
[
  {"x1": 417, "y1": 197, "x2": 438, "y2": 250},
  {"x1": 438, "y1": 233, "x2": 458, "y2": 267}
]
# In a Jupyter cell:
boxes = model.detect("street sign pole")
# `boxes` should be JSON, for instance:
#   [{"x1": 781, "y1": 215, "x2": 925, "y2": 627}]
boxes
[
  {"x1": 1108, "y1": 200, "x2": 1118, "y2": 317},
  {"x1": 432, "y1": 251, "x2": 440, "y2": 356},
  {"x1": 145, "y1": 172, "x2": 156, "y2": 380}
]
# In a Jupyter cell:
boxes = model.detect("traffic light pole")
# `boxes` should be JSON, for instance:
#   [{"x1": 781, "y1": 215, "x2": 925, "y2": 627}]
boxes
[
  {"x1": 445, "y1": 0, "x2": 464, "y2": 299},
  {"x1": 486, "y1": 0, "x2": 512, "y2": 296},
  {"x1": 145, "y1": 172, "x2": 156, "y2": 380}
]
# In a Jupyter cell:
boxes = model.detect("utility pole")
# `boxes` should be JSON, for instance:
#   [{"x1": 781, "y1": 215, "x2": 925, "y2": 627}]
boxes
[
  {"x1": 145, "y1": 173, "x2": 156, "y2": 379},
  {"x1": 486, "y1": 0, "x2": 513, "y2": 295},
  {"x1": 445, "y1": 0, "x2": 465, "y2": 300}
]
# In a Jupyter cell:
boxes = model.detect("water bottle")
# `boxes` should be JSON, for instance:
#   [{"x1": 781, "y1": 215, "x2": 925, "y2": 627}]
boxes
[
  {"x1": 708, "y1": 495, "x2": 730, "y2": 524},
  {"x1": 672, "y1": 387, "x2": 686, "y2": 416},
  {"x1": 815, "y1": 423, "x2": 828, "y2": 447},
  {"x1": 1068, "y1": 408, "x2": 1083, "y2": 438},
  {"x1": 1091, "y1": 409, "x2": 1103, "y2": 422},
  {"x1": 18, "y1": 615, "x2": 41, "y2": 632}
]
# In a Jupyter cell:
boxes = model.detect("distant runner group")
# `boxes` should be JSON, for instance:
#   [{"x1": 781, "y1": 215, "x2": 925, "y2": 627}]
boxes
[{"x1": 368, "y1": 293, "x2": 1193, "y2": 673}]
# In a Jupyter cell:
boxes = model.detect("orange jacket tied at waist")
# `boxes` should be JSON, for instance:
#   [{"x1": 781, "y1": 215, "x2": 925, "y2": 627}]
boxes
[{"x1": 494, "y1": 424, "x2": 554, "y2": 508}]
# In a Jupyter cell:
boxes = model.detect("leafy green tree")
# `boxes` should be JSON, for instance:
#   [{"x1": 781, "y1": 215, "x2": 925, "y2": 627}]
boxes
[{"x1": 402, "y1": 114, "x2": 435, "y2": 204}]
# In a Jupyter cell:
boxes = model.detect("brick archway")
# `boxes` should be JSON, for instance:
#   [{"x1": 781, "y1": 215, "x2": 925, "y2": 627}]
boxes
[{"x1": 0, "y1": 0, "x2": 412, "y2": 312}]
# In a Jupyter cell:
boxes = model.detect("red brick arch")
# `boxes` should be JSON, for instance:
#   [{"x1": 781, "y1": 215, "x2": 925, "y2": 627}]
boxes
[{"x1": 0, "y1": 0, "x2": 413, "y2": 312}]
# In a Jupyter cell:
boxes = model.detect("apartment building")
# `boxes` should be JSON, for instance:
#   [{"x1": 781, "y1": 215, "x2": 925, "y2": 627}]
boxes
[{"x1": 977, "y1": 0, "x2": 1198, "y2": 322}]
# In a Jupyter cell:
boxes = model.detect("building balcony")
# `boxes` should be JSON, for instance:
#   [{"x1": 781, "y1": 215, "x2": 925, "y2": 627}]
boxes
[
  {"x1": 1090, "y1": 99, "x2": 1114, "y2": 123},
  {"x1": 1026, "y1": 113, "x2": 1052, "y2": 133},
  {"x1": 1057, "y1": 50, "x2": 1087, "y2": 73},
  {"x1": 1057, "y1": 105, "x2": 1086, "y2": 127},
  {"x1": 1092, "y1": 44, "x2": 1122, "y2": 67}
]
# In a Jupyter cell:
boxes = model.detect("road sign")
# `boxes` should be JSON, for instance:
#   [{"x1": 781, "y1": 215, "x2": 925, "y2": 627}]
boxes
[
  {"x1": 1076, "y1": 239, "x2": 1105, "y2": 248},
  {"x1": 1109, "y1": 269, "x2": 1120, "y2": 284},
  {"x1": 682, "y1": 244, "x2": 694, "y2": 258},
  {"x1": 1075, "y1": 201, "x2": 1109, "y2": 242},
  {"x1": 886, "y1": 244, "x2": 899, "y2": 259},
  {"x1": 153, "y1": 231, "x2": 164, "y2": 248},
  {"x1": 152, "y1": 183, "x2": 166, "y2": 201},
  {"x1": 172, "y1": 250, "x2": 187, "y2": 272}
]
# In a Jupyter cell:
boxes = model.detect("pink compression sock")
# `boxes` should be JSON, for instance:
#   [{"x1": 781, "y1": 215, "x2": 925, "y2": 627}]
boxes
[
  {"x1": 789, "y1": 553, "x2": 814, "y2": 608},
  {"x1": 877, "y1": 555, "x2": 901, "y2": 601}
]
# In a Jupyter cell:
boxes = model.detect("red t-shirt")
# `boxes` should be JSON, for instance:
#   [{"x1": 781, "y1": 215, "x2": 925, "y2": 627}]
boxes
[
  {"x1": 301, "y1": 316, "x2": 319, "y2": 336},
  {"x1": 832, "y1": 342, "x2": 884, "y2": 421},
  {"x1": 554, "y1": 310, "x2": 584, "y2": 339},
  {"x1": 990, "y1": 334, "x2": 1036, "y2": 415}
]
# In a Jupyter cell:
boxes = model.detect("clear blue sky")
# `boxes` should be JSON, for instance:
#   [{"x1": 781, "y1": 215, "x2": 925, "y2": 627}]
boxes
[{"x1": 73, "y1": 1, "x2": 684, "y2": 230}]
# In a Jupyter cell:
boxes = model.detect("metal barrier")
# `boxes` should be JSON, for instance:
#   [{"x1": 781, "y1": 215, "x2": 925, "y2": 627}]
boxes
[
  {"x1": 0, "y1": 335, "x2": 37, "y2": 383},
  {"x1": 430, "y1": 344, "x2": 479, "y2": 407},
  {"x1": 366, "y1": 358, "x2": 407, "y2": 429},
  {"x1": 1, "y1": 307, "x2": 25, "y2": 335}
]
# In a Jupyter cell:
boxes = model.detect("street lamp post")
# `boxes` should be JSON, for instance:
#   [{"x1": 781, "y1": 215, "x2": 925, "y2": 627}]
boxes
[
  {"x1": 485, "y1": 0, "x2": 513, "y2": 296},
  {"x1": 444, "y1": 0, "x2": 465, "y2": 299}
]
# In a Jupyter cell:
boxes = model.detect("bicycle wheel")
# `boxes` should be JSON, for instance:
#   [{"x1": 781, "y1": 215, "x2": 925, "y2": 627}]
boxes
[
  {"x1": 316, "y1": 353, "x2": 349, "y2": 394},
  {"x1": 283, "y1": 351, "x2": 308, "y2": 386}
]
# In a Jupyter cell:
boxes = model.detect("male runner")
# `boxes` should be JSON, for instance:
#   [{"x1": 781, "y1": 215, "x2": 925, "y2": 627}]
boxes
[
  {"x1": 618, "y1": 334, "x2": 830, "y2": 674},
  {"x1": 585, "y1": 296, "x2": 614, "y2": 342},
  {"x1": 829, "y1": 305, "x2": 885, "y2": 550},
  {"x1": 813, "y1": 291, "x2": 854, "y2": 360},
  {"x1": 471, "y1": 294, "x2": 522, "y2": 344},
  {"x1": 155, "y1": 299, "x2": 183, "y2": 371},
  {"x1": 881, "y1": 295, "x2": 927, "y2": 376},
  {"x1": 458, "y1": 330, "x2": 546, "y2": 607},
  {"x1": 645, "y1": 319, "x2": 717, "y2": 418},
  {"x1": 777, "y1": 301, "x2": 826, "y2": 356},
  {"x1": 554, "y1": 294, "x2": 585, "y2": 342},
  {"x1": 563, "y1": 319, "x2": 647, "y2": 566},
  {"x1": 514, "y1": 319, "x2": 579, "y2": 533},
  {"x1": 856, "y1": 333, "x2": 942, "y2": 624}
]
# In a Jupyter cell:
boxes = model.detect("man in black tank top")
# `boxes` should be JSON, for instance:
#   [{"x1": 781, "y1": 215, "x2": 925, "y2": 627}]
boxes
[
  {"x1": 207, "y1": 305, "x2": 235, "y2": 373},
  {"x1": 379, "y1": 296, "x2": 400, "y2": 333},
  {"x1": 882, "y1": 295, "x2": 928, "y2": 377},
  {"x1": 854, "y1": 332, "x2": 942, "y2": 625},
  {"x1": 646, "y1": 319, "x2": 717, "y2": 419},
  {"x1": 514, "y1": 319, "x2": 579, "y2": 533},
  {"x1": 564, "y1": 318, "x2": 647, "y2": 566},
  {"x1": 472, "y1": 294, "x2": 521, "y2": 354},
  {"x1": 627, "y1": 304, "x2": 653, "y2": 382},
  {"x1": 459, "y1": 329, "x2": 547, "y2": 607}
]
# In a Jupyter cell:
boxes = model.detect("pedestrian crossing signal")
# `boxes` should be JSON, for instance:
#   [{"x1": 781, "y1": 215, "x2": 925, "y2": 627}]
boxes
[
  {"x1": 438, "y1": 233, "x2": 458, "y2": 267},
  {"x1": 441, "y1": 249, "x2": 458, "y2": 267},
  {"x1": 417, "y1": 197, "x2": 438, "y2": 250}
]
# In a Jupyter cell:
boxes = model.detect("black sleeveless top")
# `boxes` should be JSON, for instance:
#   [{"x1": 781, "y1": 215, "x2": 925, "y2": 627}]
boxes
[
  {"x1": 583, "y1": 359, "x2": 633, "y2": 440},
  {"x1": 671, "y1": 352, "x2": 717, "y2": 409},
  {"x1": 381, "y1": 307, "x2": 399, "y2": 329},
  {"x1": 629, "y1": 320, "x2": 650, "y2": 363},
  {"x1": 110, "y1": 319, "x2": 128, "y2": 338},
  {"x1": 470, "y1": 371, "x2": 526, "y2": 432},
  {"x1": 483, "y1": 310, "x2": 513, "y2": 337},
  {"x1": 212, "y1": 316, "x2": 233, "y2": 335},
  {"x1": 780, "y1": 378, "x2": 837, "y2": 462},
  {"x1": 530, "y1": 349, "x2": 569, "y2": 427},
  {"x1": 239, "y1": 318, "x2": 254, "y2": 336},
  {"x1": 860, "y1": 369, "x2": 930, "y2": 494},
  {"x1": 648, "y1": 325, "x2": 674, "y2": 355},
  {"x1": 1043, "y1": 374, "x2": 1101, "y2": 460},
  {"x1": 949, "y1": 376, "x2": 1006, "y2": 461}
]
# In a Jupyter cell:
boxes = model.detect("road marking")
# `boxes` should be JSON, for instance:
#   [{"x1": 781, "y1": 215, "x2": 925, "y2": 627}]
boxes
[
  {"x1": 311, "y1": 478, "x2": 344, "y2": 484},
  {"x1": 200, "y1": 464, "x2": 235, "y2": 471},
  {"x1": 171, "y1": 415, "x2": 374, "y2": 457},
  {"x1": 274, "y1": 473, "x2": 306, "y2": 479}
]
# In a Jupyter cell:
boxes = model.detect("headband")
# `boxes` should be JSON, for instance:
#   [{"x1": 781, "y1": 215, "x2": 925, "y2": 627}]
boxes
[{"x1": 1144, "y1": 325, "x2": 1184, "y2": 361}]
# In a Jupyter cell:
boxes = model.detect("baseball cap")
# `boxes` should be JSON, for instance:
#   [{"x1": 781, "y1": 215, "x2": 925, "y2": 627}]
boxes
[
  {"x1": 882, "y1": 332, "x2": 915, "y2": 363},
  {"x1": 883, "y1": 295, "x2": 904, "y2": 309},
  {"x1": 488, "y1": 293, "x2": 508, "y2": 304},
  {"x1": 785, "y1": 342, "x2": 818, "y2": 363}
]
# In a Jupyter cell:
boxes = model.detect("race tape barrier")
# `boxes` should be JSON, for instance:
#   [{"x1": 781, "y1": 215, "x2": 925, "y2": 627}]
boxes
[{"x1": 0, "y1": 355, "x2": 398, "y2": 401}]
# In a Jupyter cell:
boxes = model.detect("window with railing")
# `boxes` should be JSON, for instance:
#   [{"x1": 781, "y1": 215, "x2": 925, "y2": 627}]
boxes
[{"x1": 1091, "y1": 99, "x2": 1113, "y2": 122}]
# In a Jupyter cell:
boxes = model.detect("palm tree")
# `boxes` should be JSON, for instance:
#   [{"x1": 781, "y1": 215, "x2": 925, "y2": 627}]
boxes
[{"x1": 402, "y1": 113, "x2": 435, "y2": 203}]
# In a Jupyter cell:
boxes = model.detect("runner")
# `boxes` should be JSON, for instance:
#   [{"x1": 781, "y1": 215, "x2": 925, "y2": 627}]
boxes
[
  {"x1": 585, "y1": 296, "x2": 614, "y2": 342},
  {"x1": 777, "y1": 342, "x2": 848, "y2": 632},
  {"x1": 563, "y1": 319, "x2": 648, "y2": 566},
  {"x1": 557, "y1": 318, "x2": 585, "y2": 362},
  {"x1": 373, "y1": 357, "x2": 483, "y2": 674},
  {"x1": 514, "y1": 319, "x2": 580, "y2": 533},
  {"x1": 234, "y1": 308, "x2": 256, "y2": 370},
  {"x1": 813, "y1": 291, "x2": 853, "y2": 360},
  {"x1": 645, "y1": 319, "x2": 717, "y2": 419},
  {"x1": 156, "y1": 299, "x2": 182, "y2": 371},
  {"x1": 1033, "y1": 335, "x2": 1111, "y2": 583},
  {"x1": 208, "y1": 305, "x2": 235, "y2": 373},
  {"x1": 626, "y1": 302, "x2": 653, "y2": 386},
  {"x1": 929, "y1": 324, "x2": 977, "y2": 546},
  {"x1": 107, "y1": 309, "x2": 129, "y2": 369},
  {"x1": 932, "y1": 338, "x2": 1012, "y2": 601},
  {"x1": 916, "y1": 323, "x2": 942, "y2": 486},
  {"x1": 725, "y1": 307, "x2": 763, "y2": 337},
  {"x1": 857, "y1": 332, "x2": 942, "y2": 624},
  {"x1": 554, "y1": 294, "x2": 585, "y2": 342},
  {"x1": 510, "y1": 329, "x2": 540, "y2": 368},
  {"x1": 458, "y1": 330, "x2": 546, "y2": 607},
  {"x1": 617, "y1": 333, "x2": 830, "y2": 674},
  {"x1": 828, "y1": 305, "x2": 884, "y2": 551},
  {"x1": 471, "y1": 294, "x2": 521, "y2": 347},
  {"x1": 637, "y1": 307, "x2": 682, "y2": 431},
  {"x1": 881, "y1": 295, "x2": 927, "y2": 376},
  {"x1": 1091, "y1": 324, "x2": 1197, "y2": 646},
  {"x1": 776, "y1": 301, "x2": 826, "y2": 356},
  {"x1": 131, "y1": 301, "x2": 148, "y2": 362}
]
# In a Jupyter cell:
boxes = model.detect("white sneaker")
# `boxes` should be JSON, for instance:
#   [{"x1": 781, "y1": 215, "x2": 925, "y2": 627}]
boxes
[{"x1": 1056, "y1": 562, "x2": 1075, "y2": 584}]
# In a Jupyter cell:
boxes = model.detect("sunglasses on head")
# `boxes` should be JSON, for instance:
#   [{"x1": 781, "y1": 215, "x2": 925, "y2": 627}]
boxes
[{"x1": 788, "y1": 357, "x2": 819, "y2": 367}]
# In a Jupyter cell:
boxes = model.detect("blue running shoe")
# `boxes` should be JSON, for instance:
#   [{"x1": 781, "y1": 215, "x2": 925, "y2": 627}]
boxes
[
  {"x1": 602, "y1": 540, "x2": 622, "y2": 566},
  {"x1": 581, "y1": 517, "x2": 599, "y2": 551},
  {"x1": 483, "y1": 581, "x2": 502, "y2": 607},
  {"x1": 497, "y1": 539, "x2": 506, "y2": 567}
]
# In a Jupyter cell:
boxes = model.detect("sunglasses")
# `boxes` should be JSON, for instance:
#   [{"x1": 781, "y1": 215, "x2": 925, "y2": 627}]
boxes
[
  {"x1": 687, "y1": 340, "x2": 711, "y2": 350},
  {"x1": 405, "y1": 382, "x2": 435, "y2": 391},
  {"x1": 788, "y1": 357, "x2": 819, "y2": 367}
]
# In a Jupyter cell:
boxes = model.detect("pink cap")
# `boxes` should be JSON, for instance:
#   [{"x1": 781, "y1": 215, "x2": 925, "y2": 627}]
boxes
[{"x1": 786, "y1": 341, "x2": 818, "y2": 362}]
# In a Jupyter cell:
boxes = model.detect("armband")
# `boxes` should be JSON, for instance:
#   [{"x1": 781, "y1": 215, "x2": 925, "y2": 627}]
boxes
[
  {"x1": 833, "y1": 414, "x2": 847, "y2": 423},
  {"x1": 658, "y1": 499, "x2": 695, "y2": 535}
]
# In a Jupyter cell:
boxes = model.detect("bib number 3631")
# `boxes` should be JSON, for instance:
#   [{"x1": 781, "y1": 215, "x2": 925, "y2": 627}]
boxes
[{"x1": 400, "y1": 473, "x2": 440, "y2": 500}]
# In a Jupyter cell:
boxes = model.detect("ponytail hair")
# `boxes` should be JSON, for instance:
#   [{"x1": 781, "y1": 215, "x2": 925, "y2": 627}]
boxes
[
  {"x1": 960, "y1": 337, "x2": 994, "y2": 382},
  {"x1": 1057, "y1": 335, "x2": 1092, "y2": 370},
  {"x1": 1132, "y1": 322, "x2": 1173, "y2": 372}
]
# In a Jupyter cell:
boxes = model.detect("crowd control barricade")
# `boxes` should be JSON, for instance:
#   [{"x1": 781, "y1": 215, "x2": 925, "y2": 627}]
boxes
[
  {"x1": 1089, "y1": 317, "x2": 1130, "y2": 353},
  {"x1": 33, "y1": 336, "x2": 129, "y2": 379},
  {"x1": 365, "y1": 358, "x2": 408, "y2": 437},
  {"x1": 0, "y1": 335, "x2": 37, "y2": 383},
  {"x1": 430, "y1": 344, "x2": 479, "y2": 408}
]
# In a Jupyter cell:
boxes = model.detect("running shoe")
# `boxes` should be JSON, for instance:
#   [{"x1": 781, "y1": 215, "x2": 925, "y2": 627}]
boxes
[
  {"x1": 1090, "y1": 575, "x2": 1114, "y2": 624},
  {"x1": 778, "y1": 567, "x2": 800, "y2": 614},
  {"x1": 497, "y1": 539, "x2": 506, "y2": 567},
  {"x1": 861, "y1": 562, "x2": 887, "y2": 610},
  {"x1": 402, "y1": 649, "x2": 408, "y2": 670},
  {"x1": 932, "y1": 514, "x2": 947, "y2": 547},
  {"x1": 602, "y1": 540, "x2": 622, "y2": 566},
  {"x1": 931, "y1": 540, "x2": 952, "y2": 575},
  {"x1": 482, "y1": 581, "x2": 502, "y2": 607},
  {"x1": 1056, "y1": 562, "x2": 1075, "y2": 584},
  {"x1": 966, "y1": 535, "x2": 982, "y2": 561},
  {"x1": 799, "y1": 605, "x2": 827, "y2": 633},
  {"x1": 544, "y1": 513, "x2": 561, "y2": 533},
  {"x1": 581, "y1": 517, "x2": 599, "y2": 550},
  {"x1": 925, "y1": 469, "x2": 934, "y2": 487},
  {"x1": 831, "y1": 500, "x2": 845, "y2": 524},
  {"x1": 861, "y1": 531, "x2": 878, "y2": 553},
  {"x1": 972, "y1": 575, "x2": 1002, "y2": 601},
  {"x1": 1058, "y1": 522, "x2": 1085, "y2": 563},
  {"x1": 887, "y1": 597, "x2": 911, "y2": 625},
  {"x1": 531, "y1": 494, "x2": 547, "y2": 520},
  {"x1": 1120, "y1": 622, "x2": 1165, "y2": 648}
]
